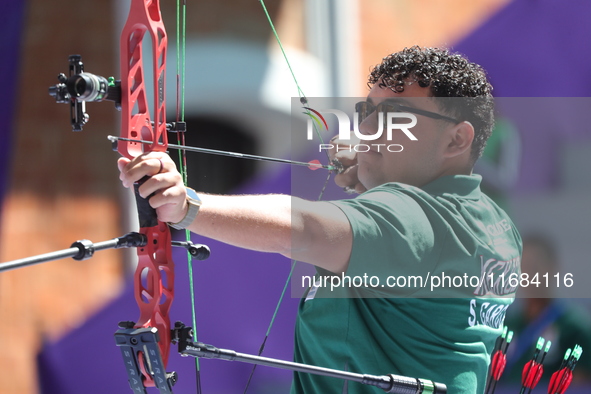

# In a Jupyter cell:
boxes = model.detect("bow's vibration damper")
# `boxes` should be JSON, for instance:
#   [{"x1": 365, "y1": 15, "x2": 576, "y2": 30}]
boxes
[
  {"x1": 70, "y1": 239, "x2": 95, "y2": 260},
  {"x1": 171, "y1": 241, "x2": 210, "y2": 260}
]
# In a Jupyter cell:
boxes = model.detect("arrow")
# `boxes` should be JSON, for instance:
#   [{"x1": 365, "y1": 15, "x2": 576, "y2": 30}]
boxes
[
  {"x1": 486, "y1": 327, "x2": 513, "y2": 394},
  {"x1": 107, "y1": 135, "x2": 342, "y2": 172},
  {"x1": 520, "y1": 337, "x2": 551, "y2": 394}
]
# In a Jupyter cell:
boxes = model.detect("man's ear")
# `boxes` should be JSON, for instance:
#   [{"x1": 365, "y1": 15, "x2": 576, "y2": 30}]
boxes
[{"x1": 443, "y1": 121, "x2": 474, "y2": 159}]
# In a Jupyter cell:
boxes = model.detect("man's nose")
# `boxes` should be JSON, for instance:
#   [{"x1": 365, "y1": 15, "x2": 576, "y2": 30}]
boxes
[{"x1": 357, "y1": 113, "x2": 384, "y2": 138}]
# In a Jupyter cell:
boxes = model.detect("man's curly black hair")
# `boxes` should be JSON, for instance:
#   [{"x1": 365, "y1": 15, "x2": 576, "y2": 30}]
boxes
[{"x1": 368, "y1": 46, "x2": 494, "y2": 162}]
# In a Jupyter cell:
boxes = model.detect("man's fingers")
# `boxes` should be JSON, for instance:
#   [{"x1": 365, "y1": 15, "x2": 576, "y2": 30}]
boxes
[
  {"x1": 135, "y1": 172, "x2": 183, "y2": 200},
  {"x1": 147, "y1": 186, "x2": 183, "y2": 209},
  {"x1": 146, "y1": 185, "x2": 188, "y2": 224},
  {"x1": 328, "y1": 136, "x2": 359, "y2": 170},
  {"x1": 334, "y1": 164, "x2": 360, "y2": 188},
  {"x1": 134, "y1": 156, "x2": 166, "y2": 178},
  {"x1": 333, "y1": 150, "x2": 357, "y2": 166},
  {"x1": 117, "y1": 151, "x2": 188, "y2": 223},
  {"x1": 143, "y1": 152, "x2": 176, "y2": 173},
  {"x1": 120, "y1": 152, "x2": 176, "y2": 185},
  {"x1": 117, "y1": 157, "x2": 131, "y2": 171},
  {"x1": 117, "y1": 158, "x2": 133, "y2": 187},
  {"x1": 333, "y1": 163, "x2": 365, "y2": 194}
]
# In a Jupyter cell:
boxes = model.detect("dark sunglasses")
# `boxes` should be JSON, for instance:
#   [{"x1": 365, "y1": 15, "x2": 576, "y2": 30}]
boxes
[{"x1": 355, "y1": 101, "x2": 461, "y2": 125}]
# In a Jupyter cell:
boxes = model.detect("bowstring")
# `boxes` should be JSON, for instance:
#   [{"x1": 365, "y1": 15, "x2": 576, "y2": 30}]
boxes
[
  {"x1": 175, "y1": 1, "x2": 202, "y2": 393},
  {"x1": 242, "y1": 2, "x2": 333, "y2": 392}
]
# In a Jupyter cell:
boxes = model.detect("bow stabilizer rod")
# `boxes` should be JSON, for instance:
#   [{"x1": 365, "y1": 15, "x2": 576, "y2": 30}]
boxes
[
  {"x1": 0, "y1": 232, "x2": 209, "y2": 273},
  {"x1": 173, "y1": 322, "x2": 447, "y2": 394}
]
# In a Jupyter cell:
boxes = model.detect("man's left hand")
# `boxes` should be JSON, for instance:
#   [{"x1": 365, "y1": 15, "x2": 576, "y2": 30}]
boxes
[{"x1": 117, "y1": 152, "x2": 188, "y2": 224}]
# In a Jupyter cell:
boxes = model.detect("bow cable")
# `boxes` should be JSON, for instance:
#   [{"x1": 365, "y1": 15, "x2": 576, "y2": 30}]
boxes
[
  {"x1": 175, "y1": 1, "x2": 202, "y2": 392},
  {"x1": 243, "y1": 2, "x2": 335, "y2": 392}
]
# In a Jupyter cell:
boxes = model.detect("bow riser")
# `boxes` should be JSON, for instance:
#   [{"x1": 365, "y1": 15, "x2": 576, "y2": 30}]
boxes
[
  {"x1": 47, "y1": 0, "x2": 181, "y2": 390},
  {"x1": 119, "y1": 0, "x2": 168, "y2": 159},
  {"x1": 119, "y1": 0, "x2": 174, "y2": 387}
]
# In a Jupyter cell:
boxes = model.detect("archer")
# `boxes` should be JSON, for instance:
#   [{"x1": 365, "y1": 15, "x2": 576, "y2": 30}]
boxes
[{"x1": 118, "y1": 46, "x2": 522, "y2": 394}]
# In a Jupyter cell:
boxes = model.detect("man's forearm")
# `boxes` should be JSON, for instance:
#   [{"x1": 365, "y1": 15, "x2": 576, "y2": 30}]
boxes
[
  {"x1": 184, "y1": 193, "x2": 352, "y2": 273},
  {"x1": 117, "y1": 152, "x2": 351, "y2": 272},
  {"x1": 186, "y1": 193, "x2": 295, "y2": 255}
]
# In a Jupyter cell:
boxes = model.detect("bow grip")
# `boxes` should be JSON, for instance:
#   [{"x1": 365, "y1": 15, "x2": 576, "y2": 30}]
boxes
[{"x1": 133, "y1": 177, "x2": 159, "y2": 228}]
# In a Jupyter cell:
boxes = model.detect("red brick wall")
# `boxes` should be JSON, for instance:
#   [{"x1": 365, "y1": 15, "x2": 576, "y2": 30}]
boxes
[{"x1": 0, "y1": 1, "x2": 121, "y2": 393}]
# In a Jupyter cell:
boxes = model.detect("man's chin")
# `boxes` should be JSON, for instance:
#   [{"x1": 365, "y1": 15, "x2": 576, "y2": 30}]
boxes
[{"x1": 358, "y1": 174, "x2": 380, "y2": 190}]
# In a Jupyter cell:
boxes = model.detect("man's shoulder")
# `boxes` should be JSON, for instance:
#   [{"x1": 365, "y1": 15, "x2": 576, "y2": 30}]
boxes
[{"x1": 357, "y1": 182, "x2": 431, "y2": 204}]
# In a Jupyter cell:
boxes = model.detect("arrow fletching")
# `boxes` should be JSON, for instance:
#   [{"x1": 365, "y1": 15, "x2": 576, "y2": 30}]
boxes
[{"x1": 307, "y1": 160, "x2": 323, "y2": 170}]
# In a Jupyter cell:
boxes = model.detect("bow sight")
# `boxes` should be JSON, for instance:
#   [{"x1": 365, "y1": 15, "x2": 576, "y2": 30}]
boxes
[{"x1": 48, "y1": 55, "x2": 121, "y2": 131}]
